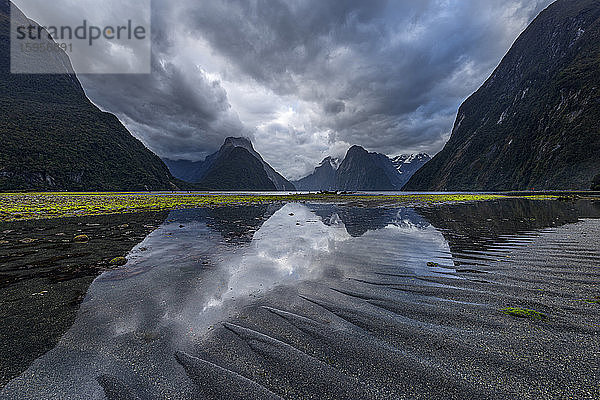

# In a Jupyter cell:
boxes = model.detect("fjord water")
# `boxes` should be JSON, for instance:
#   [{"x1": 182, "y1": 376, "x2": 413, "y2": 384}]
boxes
[{"x1": 1, "y1": 199, "x2": 599, "y2": 399}]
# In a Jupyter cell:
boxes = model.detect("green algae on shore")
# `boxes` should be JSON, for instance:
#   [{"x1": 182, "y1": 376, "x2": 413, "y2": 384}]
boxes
[
  {"x1": 73, "y1": 234, "x2": 90, "y2": 243},
  {"x1": 0, "y1": 192, "x2": 556, "y2": 222},
  {"x1": 502, "y1": 307, "x2": 548, "y2": 320},
  {"x1": 583, "y1": 297, "x2": 600, "y2": 304},
  {"x1": 109, "y1": 256, "x2": 128, "y2": 266}
]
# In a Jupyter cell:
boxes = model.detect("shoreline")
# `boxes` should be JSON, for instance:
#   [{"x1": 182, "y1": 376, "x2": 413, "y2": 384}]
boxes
[{"x1": 0, "y1": 192, "x2": 566, "y2": 223}]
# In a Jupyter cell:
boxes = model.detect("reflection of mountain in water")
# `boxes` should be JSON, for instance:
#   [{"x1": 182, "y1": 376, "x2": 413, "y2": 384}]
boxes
[
  {"x1": 1, "y1": 203, "x2": 451, "y2": 399},
  {"x1": 207, "y1": 204, "x2": 283, "y2": 243},
  {"x1": 4, "y1": 200, "x2": 600, "y2": 399},
  {"x1": 0, "y1": 211, "x2": 168, "y2": 388},
  {"x1": 418, "y1": 199, "x2": 600, "y2": 255},
  {"x1": 310, "y1": 205, "x2": 429, "y2": 237},
  {"x1": 156, "y1": 205, "x2": 283, "y2": 246}
]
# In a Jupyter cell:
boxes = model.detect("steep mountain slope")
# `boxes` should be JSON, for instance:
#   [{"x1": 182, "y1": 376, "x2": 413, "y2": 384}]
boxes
[
  {"x1": 294, "y1": 147, "x2": 414, "y2": 191},
  {"x1": 292, "y1": 157, "x2": 339, "y2": 191},
  {"x1": 195, "y1": 147, "x2": 276, "y2": 191},
  {"x1": 335, "y1": 146, "x2": 404, "y2": 191},
  {"x1": 219, "y1": 137, "x2": 295, "y2": 190},
  {"x1": 164, "y1": 137, "x2": 295, "y2": 191},
  {"x1": 592, "y1": 174, "x2": 600, "y2": 190},
  {"x1": 163, "y1": 159, "x2": 208, "y2": 184},
  {"x1": 0, "y1": 0, "x2": 177, "y2": 191},
  {"x1": 405, "y1": 0, "x2": 600, "y2": 191}
]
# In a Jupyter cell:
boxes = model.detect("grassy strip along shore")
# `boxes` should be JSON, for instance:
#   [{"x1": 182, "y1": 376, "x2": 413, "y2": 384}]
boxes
[{"x1": 0, "y1": 192, "x2": 557, "y2": 222}]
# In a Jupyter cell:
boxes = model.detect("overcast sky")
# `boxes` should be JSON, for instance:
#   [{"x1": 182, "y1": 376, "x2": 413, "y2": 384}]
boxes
[{"x1": 72, "y1": 0, "x2": 555, "y2": 180}]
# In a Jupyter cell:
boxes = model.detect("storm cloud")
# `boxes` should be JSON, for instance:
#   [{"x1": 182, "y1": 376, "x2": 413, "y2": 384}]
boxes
[{"x1": 76, "y1": 0, "x2": 554, "y2": 179}]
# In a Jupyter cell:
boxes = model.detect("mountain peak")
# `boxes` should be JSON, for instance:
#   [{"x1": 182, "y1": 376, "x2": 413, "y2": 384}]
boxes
[
  {"x1": 319, "y1": 156, "x2": 341, "y2": 170},
  {"x1": 392, "y1": 153, "x2": 431, "y2": 164},
  {"x1": 336, "y1": 147, "x2": 402, "y2": 191},
  {"x1": 294, "y1": 146, "x2": 431, "y2": 192},
  {"x1": 223, "y1": 137, "x2": 254, "y2": 150},
  {"x1": 0, "y1": 2, "x2": 177, "y2": 191},
  {"x1": 347, "y1": 145, "x2": 368, "y2": 155},
  {"x1": 166, "y1": 136, "x2": 295, "y2": 190}
]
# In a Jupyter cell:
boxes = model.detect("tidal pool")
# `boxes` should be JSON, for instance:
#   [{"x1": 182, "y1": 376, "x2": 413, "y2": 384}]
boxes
[{"x1": 1, "y1": 199, "x2": 599, "y2": 399}]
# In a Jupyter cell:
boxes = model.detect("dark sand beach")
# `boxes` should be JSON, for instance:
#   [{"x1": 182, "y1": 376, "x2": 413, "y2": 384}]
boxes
[{"x1": 0, "y1": 198, "x2": 599, "y2": 399}]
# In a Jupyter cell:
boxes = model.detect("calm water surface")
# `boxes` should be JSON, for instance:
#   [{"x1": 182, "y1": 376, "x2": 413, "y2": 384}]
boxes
[{"x1": 1, "y1": 199, "x2": 599, "y2": 399}]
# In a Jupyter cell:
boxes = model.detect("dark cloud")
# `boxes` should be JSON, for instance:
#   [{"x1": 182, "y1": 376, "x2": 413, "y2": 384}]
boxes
[
  {"x1": 324, "y1": 101, "x2": 346, "y2": 115},
  {"x1": 76, "y1": 0, "x2": 554, "y2": 178},
  {"x1": 81, "y1": 59, "x2": 251, "y2": 162}
]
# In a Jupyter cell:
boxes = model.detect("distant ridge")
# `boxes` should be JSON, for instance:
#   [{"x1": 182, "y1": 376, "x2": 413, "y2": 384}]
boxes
[
  {"x1": 390, "y1": 154, "x2": 431, "y2": 188},
  {"x1": 164, "y1": 137, "x2": 295, "y2": 191},
  {"x1": 292, "y1": 157, "x2": 340, "y2": 191},
  {"x1": 335, "y1": 146, "x2": 405, "y2": 191},
  {"x1": 195, "y1": 146, "x2": 277, "y2": 190},
  {"x1": 294, "y1": 147, "x2": 430, "y2": 191}
]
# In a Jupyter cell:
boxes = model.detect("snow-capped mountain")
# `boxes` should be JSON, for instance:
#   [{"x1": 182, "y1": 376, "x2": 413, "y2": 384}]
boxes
[
  {"x1": 391, "y1": 154, "x2": 431, "y2": 174},
  {"x1": 295, "y1": 147, "x2": 428, "y2": 191},
  {"x1": 390, "y1": 153, "x2": 431, "y2": 189}
]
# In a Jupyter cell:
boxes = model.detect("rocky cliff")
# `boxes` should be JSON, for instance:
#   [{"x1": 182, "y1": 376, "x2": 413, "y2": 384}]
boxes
[
  {"x1": 406, "y1": 0, "x2": 600, "y2": 191},
  {"x1": 0, "y1": 0, "x2": 177, "y2": 191}
]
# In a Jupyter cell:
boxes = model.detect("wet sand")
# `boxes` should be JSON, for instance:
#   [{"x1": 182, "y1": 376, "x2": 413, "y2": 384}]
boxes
[
  {"x1": 179, "y1": 218, "x2": 599, "y2": 399},
  {"x1": 0, "y1": 212, "x2": 168, "y2": 387},
  {"x1": 0, "y1": 200, "x2": 598, "y2": 399}
]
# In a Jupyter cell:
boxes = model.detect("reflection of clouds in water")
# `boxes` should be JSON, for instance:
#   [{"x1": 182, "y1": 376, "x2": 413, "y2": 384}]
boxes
[
  {"x1": 1, "y1": 203, "x2": 453, "y2": 399},
  {"x1": 95, "y1": 217, "x2": 222, "y2": 338},
  {"x1": 101, "y1": 203, "x2": 450, "y2": 342},
  {"x1": 207, "y1": 205, "x2": 452, "y2": 311},
  {"x1": 204, "y1": 203, "x2": 351, "y2": 309},
  {"x1": 385, "y1": 209, "x2": 454, "y2": 274},
  {"x1": 382, "y1": 221, "x2": 454, "y2": 275}
]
